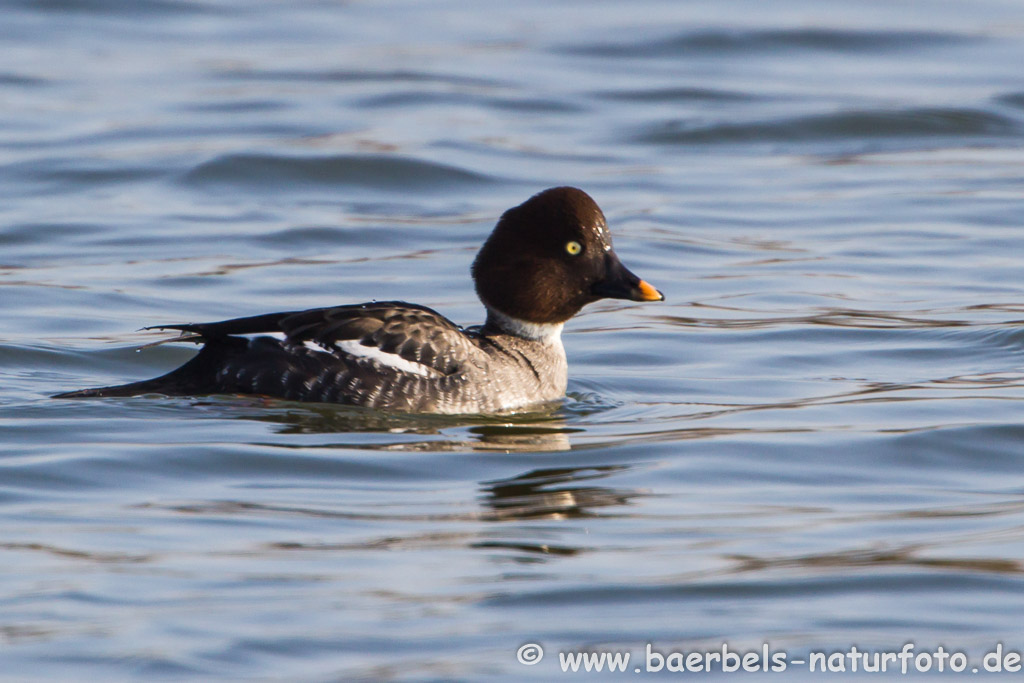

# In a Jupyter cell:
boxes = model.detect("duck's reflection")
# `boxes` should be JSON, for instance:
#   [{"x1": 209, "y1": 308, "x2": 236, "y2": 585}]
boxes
[
  {"x1": 474, "y1": 465, "x2": 643, "y2": 556},
  {"x1": 198, "y1": 397, "x2": 648, "y2": 558},
  {"x1": 216, "y1": 397, "x2": 580, "y2": 452},
  {"x1": 480, "y1": 465, "x2": 634, "y2": 520}
]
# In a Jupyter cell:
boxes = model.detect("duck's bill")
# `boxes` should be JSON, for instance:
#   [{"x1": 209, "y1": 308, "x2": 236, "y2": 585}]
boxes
[
  {"x1": 591, "y1": 252, "x2": 665, "y2": 302},
  {"x1": 634, "y1": 279, "x2": 664, "y2": 301}
]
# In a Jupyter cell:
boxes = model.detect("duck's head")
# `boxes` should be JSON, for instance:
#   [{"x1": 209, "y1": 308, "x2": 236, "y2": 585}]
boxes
[{"x1": 472, "y1": 187, "x2": 663, "y2": 328}]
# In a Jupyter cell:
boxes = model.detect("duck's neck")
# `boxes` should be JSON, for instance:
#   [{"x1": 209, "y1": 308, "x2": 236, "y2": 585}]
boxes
[{"x1": 483, "y1": 307, "x2": 564, "y2": 344}]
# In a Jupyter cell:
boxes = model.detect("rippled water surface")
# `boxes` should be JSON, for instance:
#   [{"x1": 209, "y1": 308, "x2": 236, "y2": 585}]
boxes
[{"x1": 4, "y1": 0, "x2": 1024, "y2": 679}]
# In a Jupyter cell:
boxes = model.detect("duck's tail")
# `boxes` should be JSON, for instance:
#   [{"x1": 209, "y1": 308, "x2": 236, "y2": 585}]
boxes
[
  {"x1": 53, "y1": 338, "x2": 241, "y2": 399},
  {"x1": 53, "y1": 375, "x2": 186, "y2": 398}
]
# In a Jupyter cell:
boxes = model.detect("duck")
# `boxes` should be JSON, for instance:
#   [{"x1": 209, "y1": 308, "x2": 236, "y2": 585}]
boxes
[{"x1": 55, "y1": 187, "x2": 664, "y2": 413}]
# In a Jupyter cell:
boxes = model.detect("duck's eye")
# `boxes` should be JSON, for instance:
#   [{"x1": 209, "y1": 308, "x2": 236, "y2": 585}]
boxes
[{"x1": 565, "y1": 240, "x2": 583, "y2": 256}]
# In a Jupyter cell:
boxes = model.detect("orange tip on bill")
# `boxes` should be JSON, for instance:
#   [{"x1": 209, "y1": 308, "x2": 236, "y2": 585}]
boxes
[{"x1": 637, "y1": 279, "x2": 664, "y2": 302}]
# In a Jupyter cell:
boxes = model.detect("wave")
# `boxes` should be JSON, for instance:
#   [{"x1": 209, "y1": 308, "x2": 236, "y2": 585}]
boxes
[
  {"x1": 565, "y1": 27, "x2": 974, "y2": 58},
  {"x1": 634, "y1": 107, "x2": 1022, "y2": 145},
  {"x1": 182, "y1": 153, "x2": 495, "y2": 191}
]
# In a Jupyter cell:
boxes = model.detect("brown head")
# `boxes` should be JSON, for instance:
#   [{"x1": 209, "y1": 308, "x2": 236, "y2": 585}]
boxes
[{"x1": 472, "y1": 187, "x2": 663, "y2": 325}]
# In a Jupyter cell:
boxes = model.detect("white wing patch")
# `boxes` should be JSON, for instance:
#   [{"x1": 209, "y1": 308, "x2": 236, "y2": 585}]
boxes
[
  {"x1": 330, "y1": 339, "x2": 440, "y2": 378},
  {"x1": 244, "y1": 332, "x2": 288, "y2": 346}
]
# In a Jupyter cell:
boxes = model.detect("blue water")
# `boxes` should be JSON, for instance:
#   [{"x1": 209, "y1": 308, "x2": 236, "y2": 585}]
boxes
[{"x1": 4, "y1": 0, "x2": 1024, "y2": 679}]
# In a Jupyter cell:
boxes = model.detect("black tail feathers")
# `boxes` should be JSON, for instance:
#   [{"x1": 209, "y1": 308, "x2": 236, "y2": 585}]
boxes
[
  {"x1": 53, "y1": 338, "x2": 243, "y2": 399},
  {"x1": 53, "y1": 376, "x2": 181, "y2": 399}
]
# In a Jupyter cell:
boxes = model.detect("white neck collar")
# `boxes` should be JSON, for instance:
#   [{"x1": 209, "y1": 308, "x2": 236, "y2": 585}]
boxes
[{"x1": 485, "y1": 307, "x2": 564, "y2": 343}]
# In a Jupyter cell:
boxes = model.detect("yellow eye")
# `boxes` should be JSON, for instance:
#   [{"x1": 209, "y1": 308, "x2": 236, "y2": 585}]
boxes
[{"x1": 565, "y1": 240, "x2": 582, "y2": 256}]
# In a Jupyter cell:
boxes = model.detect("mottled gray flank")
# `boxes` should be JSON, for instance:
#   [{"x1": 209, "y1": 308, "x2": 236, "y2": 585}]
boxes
[{"x1": 210, "y1": 316, "x2": 567, "y2": 413}]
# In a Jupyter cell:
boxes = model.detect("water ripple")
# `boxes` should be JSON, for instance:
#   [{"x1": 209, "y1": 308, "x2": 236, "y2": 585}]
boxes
[
  {"x1": 218, "y1": 67, "x2": 503, "y2": 89},
  {"x1": 355, "y1": 91, "x2": 584, "y2": 114},
  {"x1": 0, "y1": 73, "x2": 48, "y2": 87},
  {"x1": 635, "y1": 107, "x2": 1022, "y2": 146},
  {"x1": 593, "y1": 86, "x2": 759, "y2": 103},
  {"x1": 182, "y1": 153, "x2": 496, "y2": 191},
  {"x1": 565, "y1": 27, "x2": 974, "y2": 58}
]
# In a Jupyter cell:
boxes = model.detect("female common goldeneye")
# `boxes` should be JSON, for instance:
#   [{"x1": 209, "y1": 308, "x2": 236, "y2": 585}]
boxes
[{"x1": 56, "y1": 187, "x2": 663, "y2": 413}]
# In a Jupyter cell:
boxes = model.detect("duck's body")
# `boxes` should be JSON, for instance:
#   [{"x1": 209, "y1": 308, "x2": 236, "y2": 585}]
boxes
[
  {"x1": 66, "y1": 303, "x2": 568, "y2": 413},
  {"x1": 56, "y1": 187, "x2": 662, "y2": 414}
]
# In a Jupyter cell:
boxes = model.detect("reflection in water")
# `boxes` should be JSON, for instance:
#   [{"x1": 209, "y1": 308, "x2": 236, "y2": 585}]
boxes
[
  {"x1": 479, "y1": 465, "x2": 637, "y2": 521},
  {"x1": 131, "y1": 465, "x2": 644, "y2": 559},
  {"x1": 139, "y1": 464, "x2": 640, "y2": 520},
  {"x1": 729, "y1": 546, "x2": 1023, "y2": 575},
  {"x1": 219, "y1": 398, "x2": 579, "y2": 452},
  {"x1": 466, "y1": 425, "x2": 577, "y2": 452},
  {"x1": 475, "y1": 465, "x2": 645, "y2": 556}
]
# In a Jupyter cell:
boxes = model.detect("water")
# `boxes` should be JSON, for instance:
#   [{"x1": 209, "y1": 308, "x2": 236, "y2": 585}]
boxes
[{"x1": 3, "y1": 0, "x2": 1024, "y2": 679}]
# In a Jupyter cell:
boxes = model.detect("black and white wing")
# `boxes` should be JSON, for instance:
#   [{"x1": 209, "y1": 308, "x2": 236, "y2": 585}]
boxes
[{"x1": 154, "y1": 301, "x2": 484, "y2": 377}]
